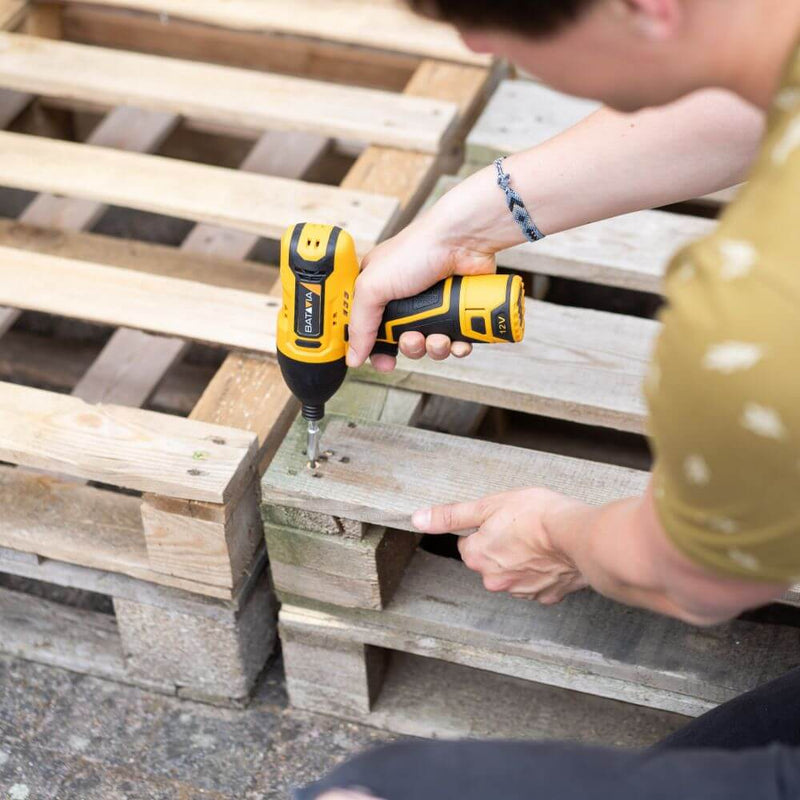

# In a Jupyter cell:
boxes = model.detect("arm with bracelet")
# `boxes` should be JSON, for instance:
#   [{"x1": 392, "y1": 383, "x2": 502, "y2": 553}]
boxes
[{"x1": 346, "y1": 89, "x2": 763, "y2": 372}]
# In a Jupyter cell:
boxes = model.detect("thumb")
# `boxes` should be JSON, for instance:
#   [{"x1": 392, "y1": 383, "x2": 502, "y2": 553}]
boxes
[{"x1": 346, "y1": 276, "x2": 387, "y2": 368}]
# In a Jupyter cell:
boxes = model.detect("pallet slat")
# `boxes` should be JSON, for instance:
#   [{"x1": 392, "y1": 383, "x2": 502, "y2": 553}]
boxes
[
  {"x1": 281, "y1": 549, "x2": 800, "y2": 717},
  {"x1": 59, "y1": 0, "x2": 489, "y2": 66},
  {"x1": 433, "y1": 175, "x2": 714, "y2": 294},
  {"x1": 264, "y1": 417, "x2": 649, "y2": 531},
  {"x1": 0, "y1": 244, "x2": 280, "y2": 353},
  {"x1": 0, "y1": 466, "x2": 231, "y2": 598},
  {"x1": 0, "y1": 382, "x2": 257, "y2": 502},
  {"x1": 0, "y1": 130, "x2": 398, "y2": 251},
  {"x1": 0, "y1": 32, "x2": 460, "y2": 152},
  {"x1": 0, "y1": 248, "x2": 653, "y2": 430},
  {"x1": 360, "y1": 299, "x2": 654, "y2": 433}
]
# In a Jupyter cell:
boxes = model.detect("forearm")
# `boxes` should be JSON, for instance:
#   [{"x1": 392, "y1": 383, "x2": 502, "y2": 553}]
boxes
[
  {"x1": 548, "y1": 486, "x2": 786, "y2": 625},
  {"x1": 427, "y1": 89, "x2": 764, "y2": 252}
]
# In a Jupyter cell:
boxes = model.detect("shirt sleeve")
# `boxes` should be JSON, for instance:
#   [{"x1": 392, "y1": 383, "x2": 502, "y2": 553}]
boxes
[{"x1": 646, "y1": 77, "x2": 800, "y2": 583}]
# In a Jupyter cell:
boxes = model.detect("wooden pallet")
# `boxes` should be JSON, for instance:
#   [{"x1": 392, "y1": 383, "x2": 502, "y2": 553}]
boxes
[
  {"x1": 262, "y1": 76, "x2": 800, "y2": 729},
  {"x1": 0, "y1": 0, "x2": 503, "y2": 702}
]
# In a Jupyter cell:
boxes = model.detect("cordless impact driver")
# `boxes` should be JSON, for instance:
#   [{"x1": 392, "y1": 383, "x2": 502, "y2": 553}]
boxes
[{"x1": 276, "y1": 222, "x2": 526, "y2": 466}]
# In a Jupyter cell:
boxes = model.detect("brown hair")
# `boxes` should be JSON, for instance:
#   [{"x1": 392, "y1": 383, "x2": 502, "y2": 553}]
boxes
[{"x1": 408, "y1": 0, "x2": 596, "y2": 35}]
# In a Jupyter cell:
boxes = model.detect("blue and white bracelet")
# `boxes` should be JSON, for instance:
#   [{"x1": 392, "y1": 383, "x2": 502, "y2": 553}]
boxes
[{"x1": 494, "y1": 157, "x2": 546, "y2": 243}]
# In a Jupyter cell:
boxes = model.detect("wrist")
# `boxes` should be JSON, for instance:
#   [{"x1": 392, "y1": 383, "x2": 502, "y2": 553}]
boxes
[
  {"x1": 541, "y1": 495, "x2": 596, "y2": 571},
  {"x1": 423, "y1": 163, "x2": 528, "y2": 255}
]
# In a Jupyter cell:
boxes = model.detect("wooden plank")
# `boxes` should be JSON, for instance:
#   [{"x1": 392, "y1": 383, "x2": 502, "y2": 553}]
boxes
[
  {"x1": 0, "y1": 219, "x2": 277, "y2": 291},
  {"x1": 280, "y1": 648, "x2": 687, "y2": 743},
  {"x1": 466, "y1": 80, "x2": 600, "y2": 165},
  {"x1": 264, "y1": 416, "x2": 649, "y2": 531},
  {"x1": 433, "y1": 175, "x2": 713, "y2": 294},
  {"x1": 360, "y1": 299, "x2": 654, "y2": 433},
  {"x1": 0, "y1": 381, "x2": 258, "y2": 502},
  {"x1": 180, "y1": 130, "x2": 329, "y2": 259},
  {"x1": 0, "y1": 466, "x2": 238, "y2": 599},
  {"x1": 0, "y1": 244, "x2": 281, "y2": 353},
  {"x1": 0, "y1": 131, "x2": 399, "y2": 252},
  {"x1": 0, "y1": 0, "x2": 27, "y2": 30},
  {"x1": 20, "y1": 105, "x2": 178, "y2": 231},
  {"x1": 58, "y1": 0, "x2": 489, "y2": 66},
  {"x1": 0, "y1": 32, "x2": 459, "y2": 152},
  {"x1": 280, "y1": 549, "x2": 800, "y2": 717},
  {"x1": 60, "y1": 4, "x2": 418, "y2": 92},
  {"x1": 0, "y1": 541, "x2": 267, "y2": 615},
  {"x1": 0, "y1": 583, "x2": 128, "y2": 681}
]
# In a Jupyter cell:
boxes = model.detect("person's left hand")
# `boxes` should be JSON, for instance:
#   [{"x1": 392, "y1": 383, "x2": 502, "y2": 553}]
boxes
[{"x1": 412, "y1": 488, "x2": 590, "y2": 604}]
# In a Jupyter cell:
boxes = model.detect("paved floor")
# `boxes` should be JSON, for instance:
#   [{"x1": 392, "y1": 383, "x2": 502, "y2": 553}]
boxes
[{"x1": 0, "y1": 653, "x2": 399, "y2": 800}]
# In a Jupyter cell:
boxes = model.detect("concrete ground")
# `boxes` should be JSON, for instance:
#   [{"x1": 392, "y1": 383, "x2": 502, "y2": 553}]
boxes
[{"x1": 0, "y1": 653, "x2": 399, "y2": 800}]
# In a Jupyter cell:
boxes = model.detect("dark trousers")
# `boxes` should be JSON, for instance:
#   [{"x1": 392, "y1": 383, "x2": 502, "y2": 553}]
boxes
[{"x1": 297, "y1": 666, "x2": 800, "y2": 800}]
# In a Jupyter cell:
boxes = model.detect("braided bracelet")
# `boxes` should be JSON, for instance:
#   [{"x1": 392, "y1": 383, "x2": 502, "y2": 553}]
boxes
[{"x1": 494, "y1": 157, "x2": 546, "y2": 243}]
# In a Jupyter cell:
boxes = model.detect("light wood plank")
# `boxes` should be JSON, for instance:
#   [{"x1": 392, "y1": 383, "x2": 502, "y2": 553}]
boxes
[
  {"x1": 20, "y1": 105, "x2": 178, "y2": 230},
  {"x1": 0, "y1": 130, "x2": 398, "y2": 252},
  {"x1": 0, "y1": 223, "x2": 654, "y2": 441},
  {"x1": 0, "y1": 32, "x2": 459, "y2": 152},
  {"x1": 0, "y1": 466, "x2": 233, "y2": 598},
  {"x1": 0, "y1": 244, "x2": 280, "y2": 353},
  {"x1": 0, "y1": 381, "x2": 258, "y2": 502},
  {"x1": 0, "y1": 0, "x2": 26, "y2": 30},
  {"x1": 360, "y1": 299, "x2": 654, "y2": 434},
  {"x1": 467, "y1": 80, "x2": 600, "y2": 165},
  {"x1": 434, "y1": 175, "x2": 714, "y2": 294},
  {"x1": 180, "y1": 130, "x2": 328, "y2": 259},
  {"x1": 263, "y1": 416, "x2": 650, "y2": 531},
  {"x1": 58, "y1": 0, "x2": 488, "y2": 66},
  {"x1": 0, "y1": 219, "x2": 277, "y2": 291},
  {"x1": 280, "y1": 549, "x2": 800, "y2": 717}
]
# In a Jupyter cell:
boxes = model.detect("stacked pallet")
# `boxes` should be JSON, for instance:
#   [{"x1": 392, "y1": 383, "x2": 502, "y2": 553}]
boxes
[
  {"x1": 262, "y1": 72, "x2": 800, "y2": 733},
  {"x1": 0, "y1": 0, "x2": 503, "y2": 704}
]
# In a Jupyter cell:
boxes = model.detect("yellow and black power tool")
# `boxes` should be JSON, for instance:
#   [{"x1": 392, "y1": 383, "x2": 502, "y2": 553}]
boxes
[{"x1": 276, "y1": 222, "x2": 526, "y2": 465}]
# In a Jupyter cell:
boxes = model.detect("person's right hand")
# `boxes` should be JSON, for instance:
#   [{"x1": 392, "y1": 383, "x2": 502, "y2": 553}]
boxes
[{"x1": 345, "y1": 212, "x2": 498, "y2": 373}]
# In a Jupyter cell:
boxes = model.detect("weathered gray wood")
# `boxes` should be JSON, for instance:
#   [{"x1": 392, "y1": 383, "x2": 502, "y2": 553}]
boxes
[
  {"x1": 281, "y1": 622, "x2": 388, "y2": 716},
  {"x1": 466, "y1": 80, "x2": 600, "y2": 165},
  {"x1": 281, "y1": 550, "x2": 800, "y2": 717},
  {"x1": 432, "y1": 174, "x2": 712, "y2": 294},
  {"x1": 357, "y1": 298, "x2": 655, "y2": 434},
  {"x1": 0, "y1": 563, "x2": 277, "y2": 702},
  {"x1": 285, "y1": 649, "x2": 686, "y2": 744},
  {"x1": 0, "y1": 583, "x2": 128, "y2": 681},
  {"x1": 264, "y1": 417, "x2": 649, "y2": 532},
  {"x1": 418, "y1": 395, "x2": 488, "y2": 435},
  {"x1": 72, "y1": 327, "x2": 187, "y2": 406},
  {"x1": 0, "y1": 542, "x2": 269, "y2": 620},
  {"x1": 264, "y1": 523, "x2": 417, "y2": 610},
  {"x1": 114, "y1": 573, "x2": 276, "y2": 702}
]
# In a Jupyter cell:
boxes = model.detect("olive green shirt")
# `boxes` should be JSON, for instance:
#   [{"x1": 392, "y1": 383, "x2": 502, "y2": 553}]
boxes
[{"x1": 648, "y1": 41, "x2": 800, "y2": 583}]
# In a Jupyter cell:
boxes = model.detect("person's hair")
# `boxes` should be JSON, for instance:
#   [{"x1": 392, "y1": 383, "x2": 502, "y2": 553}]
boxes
[{"x1": 408, "y1": 0, "x2": 597, "y2": 36}]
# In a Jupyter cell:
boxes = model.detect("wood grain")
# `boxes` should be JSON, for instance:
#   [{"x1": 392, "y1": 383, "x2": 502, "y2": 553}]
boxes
[
  {"x1": 0, "y1": 466, "x2": 234, "y2": 598},
  {"x1": 359, "y1": 299, "x2": 655, "y2": 433},
  {"x1": 0, "y1": 381, "x2": 258, "y2": 502},
  {"x1": 0, "y1": 130, "x2": 398, "y2": 252},
  {"x1": 263, "y1": 416, "x2": 649, "y2": 531},
  {"x1": 433, "y1": 174, "x2": 713, "y2": 294},
  {"x1": 0, "y1": 32, "x2": 459, "y2": 152},
  {"x1": 0, "y1": 244, "x2": 281, "y2": 353},
  {"x1": 280, "y1": 549, "x2": 800, "y2": 717},
  {"x1": 58, "y1": 0, "x2": 489, "y2": 65}
]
